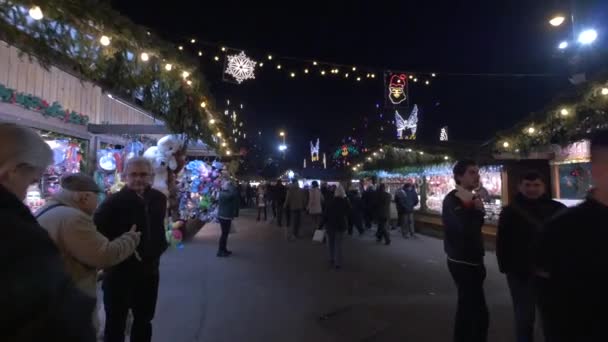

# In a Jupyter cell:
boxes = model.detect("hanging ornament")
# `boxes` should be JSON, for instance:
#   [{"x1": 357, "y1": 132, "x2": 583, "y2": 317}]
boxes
[
  {"x1": 310, "y1": 138, "x2": 320, "y2": 162},
  {"x1": 385, "y1": 72, "x2": 409, "y2": 108},
  {"x1": 396, "y1": 105, "x2": 418, "y2": 140},
  {"x1": 440, "y1": 126, "x2": 448, "y2": 141},
  {"x1": 224, "y1": 51, "x2": 257, "y2": 84}
]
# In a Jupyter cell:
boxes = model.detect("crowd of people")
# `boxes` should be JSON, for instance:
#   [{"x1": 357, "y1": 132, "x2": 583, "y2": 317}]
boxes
[{"x1": 2, "y1": 120, "x2": 607, "y2": 342}]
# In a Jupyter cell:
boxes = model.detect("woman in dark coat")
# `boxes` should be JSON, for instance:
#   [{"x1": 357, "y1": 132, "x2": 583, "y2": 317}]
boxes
[{"x1": 326, "y1": 185, "x2": 351, "y2": 269}]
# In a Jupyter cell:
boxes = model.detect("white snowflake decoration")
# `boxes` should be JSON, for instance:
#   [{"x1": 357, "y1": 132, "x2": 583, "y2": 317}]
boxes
[
  {"x1": 225, "y1": 51, "x2": 257, "y2": 84},
  {"x1": 395, "y1": 105, "x2": 418, "y2": 140}
]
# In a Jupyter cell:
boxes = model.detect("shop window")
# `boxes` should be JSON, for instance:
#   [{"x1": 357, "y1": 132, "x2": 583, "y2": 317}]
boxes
[{"x1": 557, "y1": 162, "x2": 593, "y2": 200}]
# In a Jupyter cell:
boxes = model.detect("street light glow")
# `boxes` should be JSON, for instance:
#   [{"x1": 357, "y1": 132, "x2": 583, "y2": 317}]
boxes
[
  {"x1": 279, "y1": 131, "x2": 285, "y2": 137},
  {"x1": 558, "y1": 41, "x2": 569, "y2": 49},
  {"x1": 578, "y1": 29, "x2": 598, "y2": 45},
  {"x1": 279, "y1": 144, "x2": 287, "y2": 151},
  {"x1": 549, "y1": 16, "x2": 565, "y2": 27}
]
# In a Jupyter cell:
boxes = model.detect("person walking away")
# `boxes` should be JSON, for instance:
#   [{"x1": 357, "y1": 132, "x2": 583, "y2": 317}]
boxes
[
  {"x1": 362, "y1": 181, "x2": 376, "y2": 230},
  {"x1": 535, "y1": 130, "x2": 608, "y2": 342},
  {"x1": 216, "y1": 179, "x2": 239, "y2": 257},
  {"x1": 0, "y1": 123, "x2": 96, "y2": 341},
  {"x1": 347, "y1": 185, "x2": 365, "y2": 236},
  {"x1": 275, "y1": 180, "x2": 287, "y2": 227},
  {"x1": 402, "y1": 183, "x2": 419, "y2": 237},
  {"x1": 326, "y1": 185, "x2": 350, "y2": 269},
  {"x1": 307, "y1": 181, "x2": 324, "y2": 230},
  {"x1": 37, "y1": 173, "x2": 141, "y2": 334},
  {"x1": 375, "y1": 184, "x2": 392, "y2": 245},
  {"x1": 267, "y1": 182, "x2": 277, "y2": 220},
  {"x1": 442, "y1": 159, "x2": 488, "y2": 342},
  {"x1": 284, "y1": 179, "x2": 305, "y2": 240},
  {"x1": 318, "y1": 183, "x2": 335, "y2": 230},
  {"x1": 94, "y1": 157, "x2": 168, "y2": 342},
  {"x1": 256, "y1": 185, "x2": 267, "y2": 221},
  {"x1": 496, "y1": 171, "x2": 565, "y2": 342}
]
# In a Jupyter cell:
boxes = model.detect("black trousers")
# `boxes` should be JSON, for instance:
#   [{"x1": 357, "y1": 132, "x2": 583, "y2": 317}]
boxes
[
  {"x1": 375, "y1": 219, "x2": 391, "y2": 243},
  {"x1": 506, "y1": 273, "x2": 536, "y2": 342},
  {"x1": 348, "y1": 213, "x2": 364, "y2": 234},
  {"x1": 103, "y1": 269, "x2": 160, "y2": 342},
  {"x1": 218, "y1": 218, "x2": 231, "y2": 252},
  {"x1": 364, "y1": 211, "x2": 373, "y2": 229},
  {"x1": 447, "y1": 260, "x2": 489, "y2": 342},
  {"x1": 276, "y1": 202, "x2": 285, "y2": 226}
]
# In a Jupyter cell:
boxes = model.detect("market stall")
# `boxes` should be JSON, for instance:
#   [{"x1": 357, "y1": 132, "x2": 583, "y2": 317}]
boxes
[{"x1": 550, "y1": 140, "x2": 593, "y2": 207}]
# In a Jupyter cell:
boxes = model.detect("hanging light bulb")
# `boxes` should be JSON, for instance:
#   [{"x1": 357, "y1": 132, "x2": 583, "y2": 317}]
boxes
[
  {"x1": 321, "y1": 70, "x2": 326, "y2": 75},
  {"x1": 560, "y1": 108, "x2": 569, "y2": 116},
  {"x1": 165, "y1": 63, "x2": 173, "y2": 71},
  {"x1": 259, "y1": 62, "x2": 264, "y2": 67},
  {"x1": 413, "y1": 78, "x2": 418, "y2": 82},
  {"x1": 216, "y1": 132, "x2": 222, "y2": 137},
  {"x1": 222, "y1": 142, "x2": 227, "y2": 147},
  {"x1": 140, "y1": 52, "x2": 149, "y2": 62},
  {"x1": 352, "y1": 67, "x2": 357, "y2": 71},
  {"x1": 191, "y1": 38, "x2": 196, "y2": 43},
  {"x1": 99, "y1": 35, "x2": 111, "y2": 46},
  {"x1": 345, "y1": 73, "x2": 349, "y2": 78},
  {"x1": 182, "y1": 71, "x2": 190, "y2": 79},
  {"x1": 209, "y1": 119, "x2": 216, "y2": 124},
  {"x1": 186, "y1": 80, "x2": 192, "y2": 86},
  {"x1": 313, "y1": 61, "x2": 318, "y2": 65},
  {"x1": 431, "y1": 73, "x2": 437, "y2": 77},
  {"x1": 214, "y1": 56, "x2": 220, "y2": 61},
  {"x1": 268, "y1": 55, "x2": 273, "y2": 60},
  {"x1": 277, "y1": 64, "x2": 282, "y2": 70},
  {"x1": 356, "y1": 77, "x2": 362, "y2": 81},
  {"x1": 601, "y1": 88, "x2": 608, "y2": 96},
  {"x1": 304, "y1": 69, "x2": 309, "y2": 74},
  {"x1": 425, "y1": 80, "x2": 430, "y2": 85},
  {"x1": 371, "y1": 74, "x2": 376, "y2": 78},
  {"x1": 527, "y1": 127, "x2": 536, "y2": 134},
  {"x1": 409, "y1": 75, "x2": 414, "y2": 79},
  {"x1": 221, "y1": 47, "x2": 227, "y2": 52},
  {"x1": 28, "y1": 6, "x2": 43, "y2": 20},
  {"x1": 178, "y1": 46, "x2": 183, "y2": 51},
  {"x1": 198, "y1": 51, "x2": 203, "y2": 56},
  {"x1": 200, "y1": 101, "x2": 207, "y2": 108},
  {"x1": 290, "y1": 72, "x2": 296, "y2": 78},
  {"x1": 503, "y1": 141, "x2": 510, "y2": 148}
]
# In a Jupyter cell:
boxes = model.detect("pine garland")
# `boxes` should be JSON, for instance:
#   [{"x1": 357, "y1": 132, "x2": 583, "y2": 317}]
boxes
[{"x1": 0, "y1": 0, "x2": 223, "y2": 146}]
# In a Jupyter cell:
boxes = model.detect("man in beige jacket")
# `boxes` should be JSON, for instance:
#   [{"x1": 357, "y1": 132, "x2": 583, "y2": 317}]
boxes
[{"x1": 36, "y1": 173, "x2": 141, "y2": 332}]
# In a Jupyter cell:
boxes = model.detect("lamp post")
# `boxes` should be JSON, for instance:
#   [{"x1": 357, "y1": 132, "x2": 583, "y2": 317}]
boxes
[{"x1": 279, "y1": 131, "x2": 286, "y2": 159}]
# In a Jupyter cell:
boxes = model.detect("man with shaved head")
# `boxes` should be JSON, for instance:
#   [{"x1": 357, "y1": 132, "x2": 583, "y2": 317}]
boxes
[{"x1": 536, "y1": 130, "x2": 608, "y2": 341}]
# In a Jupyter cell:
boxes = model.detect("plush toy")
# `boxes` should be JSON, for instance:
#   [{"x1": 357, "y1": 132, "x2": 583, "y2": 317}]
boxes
[{"x1": 143, "y1": 135, "x2": 184, "y2": 195}]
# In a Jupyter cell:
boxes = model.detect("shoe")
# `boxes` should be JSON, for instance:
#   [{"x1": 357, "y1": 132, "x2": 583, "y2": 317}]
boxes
[
  {"x1": 224, "y1": 250, "x2": 233, "y2": 255},
  {"x1": 217, "y1": 251, "x2": 231, "y2": 257}
]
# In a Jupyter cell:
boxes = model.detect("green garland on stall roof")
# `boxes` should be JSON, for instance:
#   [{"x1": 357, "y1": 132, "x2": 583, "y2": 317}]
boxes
[
  {"x1": 0, "y1": 82, "x2": 90, "y2": 125},
  {"x1": 495, "y1": 74, "x2": 608, "y2": 154},
  {"x1": 0, "y1": 0, "x2": 223, "y2": 146}
]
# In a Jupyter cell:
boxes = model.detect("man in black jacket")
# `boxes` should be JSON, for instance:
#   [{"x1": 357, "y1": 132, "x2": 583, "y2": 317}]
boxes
[
  {"x1": 536, "y1": 130, "x2": 608, "y2": 342},
  {"x1": 442, "y1": 159, "x2": 488, "y2": 342},
  {"x1": 94, "y1": 157, "x2": 168, "y2": 342},
  {"x1": 496, "y1": 171, "x2": 565, "y2": 342}
]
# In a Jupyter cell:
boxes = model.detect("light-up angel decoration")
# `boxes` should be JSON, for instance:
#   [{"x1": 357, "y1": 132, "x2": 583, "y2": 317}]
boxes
[
  {"x1": 395, "y1": 104, "x2": 418, "y2": 140},
  {"x1": 310, "y1": 138, "x2": 320, "y2": 162}
]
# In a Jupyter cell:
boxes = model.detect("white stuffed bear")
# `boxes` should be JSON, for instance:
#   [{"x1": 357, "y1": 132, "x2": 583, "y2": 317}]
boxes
[{"x1": 143, "y1": 135, "x2": 184, "y2": 195}]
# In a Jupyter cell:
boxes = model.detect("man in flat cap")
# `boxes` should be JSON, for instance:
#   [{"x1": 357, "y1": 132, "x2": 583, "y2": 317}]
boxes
[{"x1": 36, "y1": 173, "x2": 141, "y2": 334}]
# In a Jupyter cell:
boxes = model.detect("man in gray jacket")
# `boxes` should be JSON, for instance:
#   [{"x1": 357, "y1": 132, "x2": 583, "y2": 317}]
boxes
[
  {"x1": 36, "y1": 173, "x2": 141, "y2": 332},
  {"x1": 284, "y1": 179, "x2": 306, "y2": 240}
]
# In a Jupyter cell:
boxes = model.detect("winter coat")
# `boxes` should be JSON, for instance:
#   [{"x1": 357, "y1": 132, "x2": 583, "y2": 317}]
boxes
[
  {"x1": 362, "y1": 187, "x2": 377, "y2": 214},
  {"x1": 496, "y1": 193, "x2": 565, "y2": 275},
  {"x1": 375, "y1": 190, "x2": 392, "y2": 220},
  {"x1": 94, "y1": 186, "x2": 168, "y2": 274},
  {"x1": 347, "y1": 190, "x2": 364, "y2": 218},
  {"x1": 218, "y1": 185, "x2": 239, "y2": 219},
  {"x1": 0, "y1": 185, "x2": 96, "y2": 342},
  {"x1": 307, "y1": 188, "x2": 323, "y2": 214},
  {"x1": 326, "y1": 197, "x2": 351, "y2": 232},
  {"x1": 37, "y1": 196, "x2": 140, "y2": 298},
  {"x1": 442, "y1": 189, "x2": 486, "y2": 264},
  {"x1": 395, "y1": 188, "x2": 419, "y2": 213},
  {"x1": 284, "y1": 184, "x2": 306, "y2": 210},
  {"x1": 274, "y1": 184, "x2": 287, "y2": 203}
]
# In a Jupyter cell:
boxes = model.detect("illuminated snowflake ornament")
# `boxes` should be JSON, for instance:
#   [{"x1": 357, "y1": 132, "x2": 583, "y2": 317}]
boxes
[{"x1": 225, "y1": 51, "x2": 257, "y2": 84}]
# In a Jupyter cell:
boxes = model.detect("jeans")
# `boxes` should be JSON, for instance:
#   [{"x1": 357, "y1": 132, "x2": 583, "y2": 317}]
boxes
[
  {"x1": 327, "y1": 230, "x2": 344, "y2": 266},
  {"x1": 289, "y1": 209, "x2": 301, "y2": 238},
  {"x1": 447, "y1": 260, "x2": 489, "y2": 342},
  {"x1": 218, "y1": 218, "x2": 231, "y2": 252},
  {"x1": 103, "y1": 269, "x2": 160, "y2": 342},
  {"x1": 507, "y1": 274, "x2": 536, "y2": 342},
  {"x1": 376, "y1": 219, "x2": 391, "y2": 243},
  {"x1": 257, "y1": 206, "x2": 267, "y2": 221}
]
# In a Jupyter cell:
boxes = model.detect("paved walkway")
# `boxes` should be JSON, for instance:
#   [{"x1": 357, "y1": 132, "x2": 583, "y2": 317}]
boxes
[{"x1": 148, "y1": 209, "x2": 524, "y2": 342}]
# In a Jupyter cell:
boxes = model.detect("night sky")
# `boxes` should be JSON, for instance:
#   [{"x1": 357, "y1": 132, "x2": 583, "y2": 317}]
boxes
[{"x1": 112, "y1": 0, "x2": 607, "y2": 167}]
